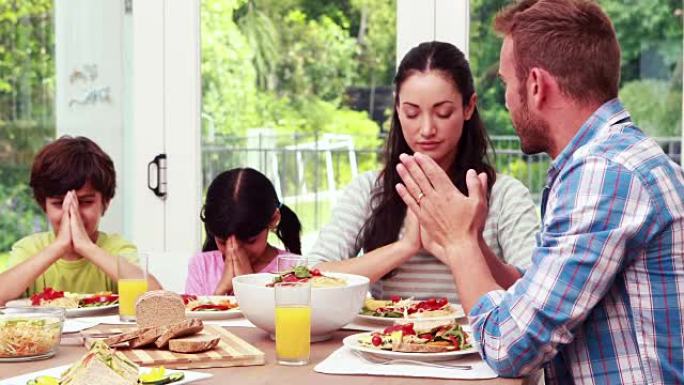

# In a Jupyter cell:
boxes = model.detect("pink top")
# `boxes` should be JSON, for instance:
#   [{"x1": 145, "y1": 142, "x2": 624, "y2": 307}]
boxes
[{"x1": 184, "y1": 248, "x2": 299, "y2": 295}]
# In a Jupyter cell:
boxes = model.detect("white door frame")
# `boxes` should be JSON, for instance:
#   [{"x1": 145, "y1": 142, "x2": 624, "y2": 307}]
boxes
[
  {"x1": 56, "y1": 0, "x2": 201, "y2": 292},
  {"x1": 128, "y1": 0, "x2": 202, "y2": 291}
]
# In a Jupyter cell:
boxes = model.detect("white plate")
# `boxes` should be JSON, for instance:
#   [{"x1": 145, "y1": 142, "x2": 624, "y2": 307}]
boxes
[
  {"x1": 0, "y1": 365, "x2": 212, "y2": 385},
  {"x1": 356, "y1": 304, "x2": 466, "y2": 324},
  {"x1": 5, "y1": 298, "x2": 118, "y2": 318},
  {"x1": 185, "y1": 295, "x2": 241, "y2": 320},
  {"x1": 342, "y1": 330, "x2": 478, "y2": 362}
]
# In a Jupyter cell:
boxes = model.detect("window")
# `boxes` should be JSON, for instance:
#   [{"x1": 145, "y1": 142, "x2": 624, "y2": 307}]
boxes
[
  {"x1": 200, "y1": 0, "x2": 396, "y2": 251},
  {"x1": 470, "y1": 0, "x2": 683, "y2": 201},
  {"x1": 0, "y1": 2, "x2": 54, "y2": 251}
]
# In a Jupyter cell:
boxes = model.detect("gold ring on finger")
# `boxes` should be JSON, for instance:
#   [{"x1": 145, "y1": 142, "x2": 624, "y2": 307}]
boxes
[{"x1": 417, "y1": 191, "x2": 425, "y2": 205}]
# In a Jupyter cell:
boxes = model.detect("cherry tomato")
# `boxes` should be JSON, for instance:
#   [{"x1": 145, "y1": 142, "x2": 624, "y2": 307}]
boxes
[
  {"x1": 383, "y1": 325, "x2": 402, "y2": 334},
  {"x1": 30, "y1": 287, "x2": 65, "y2": 306},
  {"x1": 191, "y1": 304, "x2": 232, "y2": 311},
  {"x1": 401, "y1": 323, "x2": 416, "y2": 335},
  {"x1": 180, "y1": 294, "x2": 197, "y2": 305},
  {"x1": 390, "y1": 295, "x2": 401, "y2": 303},
  {"x1": 283, "y1": 274, "x2": 299, "y2": 282},
  {"x1": 371, "y1": 335, "x2": 382, "y2": 346}
]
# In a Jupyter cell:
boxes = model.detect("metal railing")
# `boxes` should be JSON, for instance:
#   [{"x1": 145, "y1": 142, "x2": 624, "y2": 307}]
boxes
[{"x1": 201, "y1": 133, "x2": 682, "y2": 248}]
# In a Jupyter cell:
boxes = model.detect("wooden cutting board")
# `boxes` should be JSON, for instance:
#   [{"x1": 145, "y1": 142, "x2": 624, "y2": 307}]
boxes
[{"x1": 83, "y1": 325, "x2": 265, "y2": 369}]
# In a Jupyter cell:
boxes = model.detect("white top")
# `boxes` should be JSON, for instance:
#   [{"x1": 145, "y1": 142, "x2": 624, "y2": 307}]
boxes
[{"x1": 307, "y1": 171, "x2": 540, "y2": 303}]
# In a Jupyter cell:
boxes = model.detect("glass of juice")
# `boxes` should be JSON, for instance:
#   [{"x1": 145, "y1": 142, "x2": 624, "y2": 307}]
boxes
[
  {"x1": 274, "y1": 255, "x2": 311, "y2": 366},
  {"x1": 117, "y1": 252, "x2": 149, "y2": 321}
]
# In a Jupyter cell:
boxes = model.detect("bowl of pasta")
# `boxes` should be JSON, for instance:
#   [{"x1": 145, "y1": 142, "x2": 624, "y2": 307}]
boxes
[{"x1": 233, "y1": 269, "x2": 369, "y2": 341}]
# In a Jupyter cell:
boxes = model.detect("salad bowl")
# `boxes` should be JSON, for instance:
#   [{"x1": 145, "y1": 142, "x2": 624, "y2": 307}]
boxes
[{"x1": 233, "y1": 271, "x2": 369, "y2": 341}]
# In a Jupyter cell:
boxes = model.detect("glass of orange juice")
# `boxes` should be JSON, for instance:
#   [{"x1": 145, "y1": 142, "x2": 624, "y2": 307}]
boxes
[
  {"x1": 117, "y1": 252, "x2": 149, "y2": 321},
  {"x1": 274, "y1": 256, "x2": 311, "y2": 366}
]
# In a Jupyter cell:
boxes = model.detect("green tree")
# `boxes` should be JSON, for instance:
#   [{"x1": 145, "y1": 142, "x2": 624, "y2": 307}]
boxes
[
  {"x1": 350, "y1": 0, "x2": 396, "y2": 87},
  {"x1": 469, "y1": 0, "x2": 683, "y2": 137},
  {"x1": 469, "y1": 0, "x2": 514, "y2": 135},
  {"x1": 235, "y1": 0, "x2": 280, "y2": 90},
  {"x1": 201, "y1": 0, "x2": 260, "y2": 135},
  {"x1": 0, "y1": 0, "x2": 54, "y2": 251},
  {"x1": 276, "y1": 9, "x2": 359, "y2": 103},
  {"x1": 620, "y1": 79, "x2": 682, "y2": 137}
]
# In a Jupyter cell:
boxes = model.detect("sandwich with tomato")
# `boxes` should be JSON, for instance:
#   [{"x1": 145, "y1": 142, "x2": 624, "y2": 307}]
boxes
[{"x1": 358, "y1": 319, "x2": 471, "y2": 353}]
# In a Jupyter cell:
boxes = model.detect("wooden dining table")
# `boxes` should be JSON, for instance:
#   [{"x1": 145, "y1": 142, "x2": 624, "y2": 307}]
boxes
[{"x1": 0, "y1": 326, "x2": 537, "y2": 385}]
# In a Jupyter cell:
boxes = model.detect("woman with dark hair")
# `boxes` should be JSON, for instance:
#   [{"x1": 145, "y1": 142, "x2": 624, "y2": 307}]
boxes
[
  {"x1": 308, "y1": 41, "x2": 539, "y2": 302},
  {"x1": 185, "y1": 168, "x2": 302, "y2": 295}
]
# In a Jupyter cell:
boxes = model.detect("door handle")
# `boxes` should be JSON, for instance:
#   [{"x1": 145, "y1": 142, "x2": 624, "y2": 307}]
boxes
[{"x1": 147, "y1": 153, "x2": 167, "y2": 199}]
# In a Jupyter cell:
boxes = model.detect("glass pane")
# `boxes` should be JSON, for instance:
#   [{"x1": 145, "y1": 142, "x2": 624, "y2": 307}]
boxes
[
  {"x1": 470, "y1": 0, "x2": 683, "y2": 202},
  {"x1": 200, "y1": 0, "x2": 396, "y2": 252},
  {"x1": 0, "y1": 2, "x2": 54, "y2": 251}
]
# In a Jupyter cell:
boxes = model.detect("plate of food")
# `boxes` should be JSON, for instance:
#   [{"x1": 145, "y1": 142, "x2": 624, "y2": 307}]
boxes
[
  {"x1": 268, "y1": 266, "x2": 348, "y2": 288},
  {"x1": 181, "y1": 294, "x2": 241, "y2": 320},
  {"x1": 357, "y1": 296, "x2": 465, "y2": 323},
  {"x1": 6, "y1": 287, "x2": 119, "y2": 318},
  {"x1": 343, "y1": 320, "x2": 477, "y2": 362}
]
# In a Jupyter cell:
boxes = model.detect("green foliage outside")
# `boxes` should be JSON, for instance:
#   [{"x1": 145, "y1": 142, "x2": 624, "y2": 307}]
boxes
[
  {"x1": 0, "y1": 0, "x2": 53, "y2": 251},
  {"x1": 200, "y1": 0, "x2": 392, "y2": 198},
  {"x1": 470, "y1": 0, "x2": 683, "y2": 137},
  {"x1": 200, "y1": 0, "x2": 395, "y2": 141},
  {"x1": 620, "y1": 79, "x2": 683, "y2": 137}
]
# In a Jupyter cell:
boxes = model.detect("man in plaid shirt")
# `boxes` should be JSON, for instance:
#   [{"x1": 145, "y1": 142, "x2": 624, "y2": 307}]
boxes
[{"x1": 394, "y1": 0, "x2": 684, "y2": 384}]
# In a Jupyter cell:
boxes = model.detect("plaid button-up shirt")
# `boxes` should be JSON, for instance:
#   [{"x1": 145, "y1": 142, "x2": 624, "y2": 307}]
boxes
[{"x1": 469, "y1": 99, "x2": 684, "y2": 385}]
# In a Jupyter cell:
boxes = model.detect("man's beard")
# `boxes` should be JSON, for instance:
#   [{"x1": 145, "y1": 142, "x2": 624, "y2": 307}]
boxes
[{"x1": 512, "y1": 94, "x2": 551, "y2": 155}]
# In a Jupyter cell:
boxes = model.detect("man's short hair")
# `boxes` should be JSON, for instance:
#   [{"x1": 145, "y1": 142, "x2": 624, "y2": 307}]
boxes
[
  {"x1": 30, "y1": 135, "x2": 116, "y2": 210},
  {"x1": 494, "y1": 0, "x2": 621, "y2": 105}
]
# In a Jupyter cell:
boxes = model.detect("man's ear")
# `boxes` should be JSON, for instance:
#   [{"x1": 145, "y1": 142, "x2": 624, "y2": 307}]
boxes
[
  {"x1": 269, "y1": 209, "x2": 282, "y2": 230},
  {"x1": 464, "y1": 93, "x2": 478, "y2": 121},
  {"x1": 528, "y1": 67, "x2": 555, "y2": 112},
  {"x1": 102, "y1": 199, "x2": 110, "y2": 215}
]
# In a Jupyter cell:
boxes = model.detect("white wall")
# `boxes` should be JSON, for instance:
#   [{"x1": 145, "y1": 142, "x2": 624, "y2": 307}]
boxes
[{"x1": 396, "y1": 0, "x2": 470, "y2": 62}]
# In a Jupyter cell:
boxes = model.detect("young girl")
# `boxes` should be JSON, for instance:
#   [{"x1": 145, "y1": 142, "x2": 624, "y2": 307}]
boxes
[{"x1": 185, "y1": 168, "x2": 303, "y2": 295}]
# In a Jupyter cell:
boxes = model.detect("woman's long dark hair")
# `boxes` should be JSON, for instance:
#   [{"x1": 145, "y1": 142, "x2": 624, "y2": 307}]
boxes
[
  {"x1": 359, "y1": 41, "x2": 496, "y2": 253},
  {"x1": 201, "y1": 168, "x2": 302, "y2": 254}
]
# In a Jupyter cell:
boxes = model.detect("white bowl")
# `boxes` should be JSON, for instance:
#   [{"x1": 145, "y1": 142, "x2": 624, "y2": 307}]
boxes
[{"x1": 233, "y1": 272, "x2": 369, "y2": 341}]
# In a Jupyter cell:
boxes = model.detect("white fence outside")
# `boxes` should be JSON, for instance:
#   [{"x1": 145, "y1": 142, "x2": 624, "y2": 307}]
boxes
[{"x1": 202, "y1": 132, "x2": 682, "y2": 252}]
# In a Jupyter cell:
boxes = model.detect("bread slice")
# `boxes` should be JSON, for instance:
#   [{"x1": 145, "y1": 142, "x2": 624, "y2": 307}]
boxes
[
  {"x1": 393, "y1": 341, "x2": 455, "y2": 353},
  {"x1": 102, "y1": 328, "x2": 144, "y2": 347},
  {"x1": 135, "y1": 290, "x2": 186, "y2": 328},
  {"x1": 154, "y1": 319, "x2": 204, "y2": 348},
  {"x1": 129, "y1": 325, "x2": 168, "y2": 349},
  {"x1": 168, "y1": 333, "x2": 219, "y2": 353}
]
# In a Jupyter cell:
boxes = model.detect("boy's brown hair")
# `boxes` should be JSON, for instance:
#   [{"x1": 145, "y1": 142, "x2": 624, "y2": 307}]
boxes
[
  {"x1": 494, "y1": 0, "x2": 621, "y2": 106},
  {"x1": 30, "y1": 136, "x2": 116, "y2": 210}
]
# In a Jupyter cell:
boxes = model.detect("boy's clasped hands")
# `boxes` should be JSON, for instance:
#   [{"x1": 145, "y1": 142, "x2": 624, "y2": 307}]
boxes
[{"x1": 54, "y1": 190, "x2": 97, "y2": 257}]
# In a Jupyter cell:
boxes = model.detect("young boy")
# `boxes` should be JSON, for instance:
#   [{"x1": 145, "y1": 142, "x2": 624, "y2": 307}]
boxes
[{"x1": 0, "y1": 136, "x2": 161, "y2": 305}]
